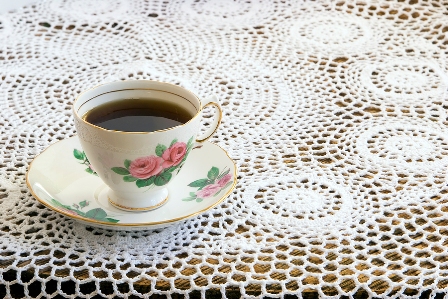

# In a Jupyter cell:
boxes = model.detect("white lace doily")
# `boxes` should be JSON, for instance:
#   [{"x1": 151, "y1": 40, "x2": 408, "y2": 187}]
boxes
[{"x1": 1, "y1": 0, "x2": 448, "y2": 298}]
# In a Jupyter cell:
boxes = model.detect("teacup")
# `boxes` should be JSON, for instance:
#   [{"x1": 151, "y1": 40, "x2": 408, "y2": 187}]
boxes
[{"x1": 73, "y1": 80, "x2": 222, "y2": 211}]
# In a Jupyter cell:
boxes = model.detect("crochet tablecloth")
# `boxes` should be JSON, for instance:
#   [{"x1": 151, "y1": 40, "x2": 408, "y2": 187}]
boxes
[{"x1": 1, "y1": 0, "x2": 448, "y2": 298}]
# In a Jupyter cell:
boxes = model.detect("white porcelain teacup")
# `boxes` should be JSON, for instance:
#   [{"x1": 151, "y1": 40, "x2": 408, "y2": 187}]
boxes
[{"x1": 73, "y1": 80, "x2": 222, "y2": 211}]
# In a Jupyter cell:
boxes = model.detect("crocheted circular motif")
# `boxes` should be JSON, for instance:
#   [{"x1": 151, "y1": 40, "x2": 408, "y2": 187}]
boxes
[
  {"x1": 356, "y1": 120, "x2": 448, "y2": 170},
  {"x1": 172, "y1": 0, "x2": 276, "y2": 26},
  {"x1": 49, "y1": 0, "x2": 129, "y2": 19},
  {"x1": 243, "y1": 173, "x2": 356, "y2": 231}
]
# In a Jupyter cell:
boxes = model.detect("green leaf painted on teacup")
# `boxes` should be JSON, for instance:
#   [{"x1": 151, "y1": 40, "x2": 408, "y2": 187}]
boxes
[
  {"x1": 136, "y1": 179, "x2": 147, "y2": 188},
  {"x1": 155, "y1": 144, "x2": 167, "y2": 157},
  {"x1": 111, "y1": 137, "x2": 193, "y2": 188},
  {"x1": 187, "y1": 136, "x2": 194, "y2": 149},
  {"x1": 85, "y1": 208, "x2": 107, "y2": 220},
  {"x1": 154, "y1": 172, "x2": 172, "y2": 186},
  {"x1": 207, "y1": 167, "x2": 219, "y2": 180},
  {"x1": 170, "y1": 138, "x2": 178, "y2": 147},
  {"x1": 85, "y1": 168, "x2": 95, "y2": 175},
  {"x1": 112, "y1": 167, "x2": 130, "y2": 175},
  {"x1": 123, "y1": 175, "x2": 138, "y2": 182},
  {"x1": 73, "y1": 149, "x2": 85, "y2": 160},
  {"x1": 136, "y1": 177, "x2": 154, "y2": 188},
  {"x1": 165, "y1": 166, "x2": 177, "y2": 173}
]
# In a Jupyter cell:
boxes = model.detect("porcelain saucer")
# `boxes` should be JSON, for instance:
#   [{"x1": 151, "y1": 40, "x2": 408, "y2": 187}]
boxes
[{"x1": 26, "y1": 136, "x2": 237, "y2": 231}]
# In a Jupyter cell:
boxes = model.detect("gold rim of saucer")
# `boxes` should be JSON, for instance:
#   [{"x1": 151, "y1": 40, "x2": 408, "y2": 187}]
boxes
[{"x1": 107, "y1": 195, "x2": 169, "y2": 212}]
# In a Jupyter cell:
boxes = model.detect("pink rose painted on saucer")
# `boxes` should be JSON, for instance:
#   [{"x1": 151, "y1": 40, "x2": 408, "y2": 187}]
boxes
[
  {"x1": 183, "y1": 166, "x2": 234, "y2": 203},
  {"x1": 196, "y1": 184, "x2": 222, "y2": 199},
  {"x1": 111, "y1": 137, "x2": 194, "y2": 188},
  {"x1": 216, "y1": 174, "x2": 232, "y2": 188}
]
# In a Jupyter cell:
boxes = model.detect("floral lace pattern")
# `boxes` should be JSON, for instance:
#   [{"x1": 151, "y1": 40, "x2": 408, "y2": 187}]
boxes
[{"x1": 2, "y1": 0, "x2": 448, "y2": 297}]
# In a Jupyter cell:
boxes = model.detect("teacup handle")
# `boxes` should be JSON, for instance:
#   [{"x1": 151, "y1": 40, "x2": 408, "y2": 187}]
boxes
[{"x1": 196, "y1": 95, "x2": 222, "y2": 142}]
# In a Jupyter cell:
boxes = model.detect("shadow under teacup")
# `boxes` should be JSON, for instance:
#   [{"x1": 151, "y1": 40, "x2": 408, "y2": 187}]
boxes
[{"x1": 73, "y1": 80, "x2": 222, "y2": 212}]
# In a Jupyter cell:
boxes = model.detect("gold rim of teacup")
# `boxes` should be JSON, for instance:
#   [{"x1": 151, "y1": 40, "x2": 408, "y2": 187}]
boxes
[{"x1": 73, "y1": 79, "x2": 213, "y2": 135}]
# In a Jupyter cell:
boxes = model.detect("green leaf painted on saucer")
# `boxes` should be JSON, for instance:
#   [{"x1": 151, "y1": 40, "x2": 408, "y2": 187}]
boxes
[
  {"x1": 124, "y1": 159, "x2": 131, "y2": 169},
  {"x1": 183, "y1": 166, "x2": 233, "y2": 203},
  {"x1": 105, "y1": 218, "x2": 120, "y2": 223},
  {"x1": 29, "y1": 136, "x2": 237, "y2": 229},
  {"x1": 216, "y1": 169, "x2": 230, "y2": 180},
  {"x1": 73, "y1": 148, "x2": 98, "y2": 176},
  {"x1": 207, "y1": 167, "x2": 219, "y2": 180},
  {"x1": 49, "y1": 198, "x2": 120, "y2": 223},
  {"x1": 73, "y1": 149, "x2": 85, "y2": 160},
  {"x1": 182, "y1": 197, "x2": 196, "y2": 201},
  {"x1": 188, "y1": 178, "x2": 209, "y2": 188},
  {"x1": 79, "y1": 200, "x2": 89, "y2": 209},
  {"x1": 74, "y1": 148, "x2": 97, "y2": 176},
  {"x1": 86, "y1": 208, "x2": 107, "y2": 220}
]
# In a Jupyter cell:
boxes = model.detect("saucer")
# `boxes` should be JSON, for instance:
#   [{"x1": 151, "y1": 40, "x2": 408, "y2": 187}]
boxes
[{"x1": 26, "y1": 136, "x2": 237, "y2": 231}]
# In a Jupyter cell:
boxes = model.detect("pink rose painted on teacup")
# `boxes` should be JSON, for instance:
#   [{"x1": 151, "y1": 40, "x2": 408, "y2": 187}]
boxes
[
  {"x1": 162, "y1": 142, "x2": 187, "y2": 168},
  {"x1": 111, "y1": 137, "x2": 194, "y2": 188},
  {"x1": 129, "y1": 156, "x2": 163, "y2": 179}
]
